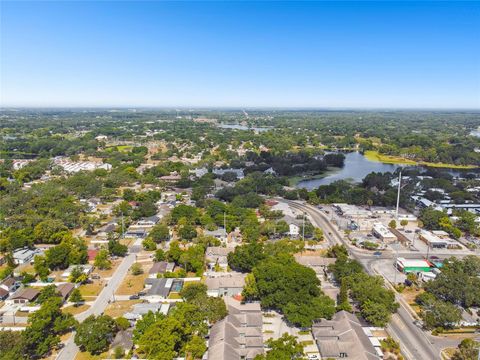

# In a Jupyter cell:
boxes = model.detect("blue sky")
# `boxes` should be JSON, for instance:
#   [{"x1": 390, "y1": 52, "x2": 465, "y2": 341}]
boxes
[{"x1": 1, "y1": 1, "x2": 479, "y2": 108}]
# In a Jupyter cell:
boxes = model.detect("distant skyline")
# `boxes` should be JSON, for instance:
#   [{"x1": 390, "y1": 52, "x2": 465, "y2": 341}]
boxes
[{"x1": 1, "y1": 1, "x2": 479, "y2": 109}]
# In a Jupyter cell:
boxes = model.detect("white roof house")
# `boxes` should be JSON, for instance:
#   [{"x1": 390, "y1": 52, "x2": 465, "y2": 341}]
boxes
[
  {"x1": 61, "y1": 264, "x2": 93, "y2": 279},
  {"x1": 12, "y1": 247, "x2": 39, "y2": 265}
]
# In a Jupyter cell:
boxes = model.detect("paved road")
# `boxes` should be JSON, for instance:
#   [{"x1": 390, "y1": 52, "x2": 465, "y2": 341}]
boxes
[
  {"x1": 56, "y1": 253, "x2": 136, "y2": 360},
  {"x1": 280, "y1": 199, "x2": 443, "y2": 360}
]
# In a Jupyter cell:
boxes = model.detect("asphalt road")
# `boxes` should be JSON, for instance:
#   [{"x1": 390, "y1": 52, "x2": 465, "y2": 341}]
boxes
[
  {"x1": 280, "y1": 199, "x2": 444, "y2": 360},
  {"x1": 56, "y1": 253, "x2": 136, "y2": 360}
]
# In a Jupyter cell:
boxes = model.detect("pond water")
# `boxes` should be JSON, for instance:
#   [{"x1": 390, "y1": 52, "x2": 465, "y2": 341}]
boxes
[
  {"x1": 217, "y1": 123, "x2": 271, "y2": 132},
  {"x1": 296, "y1": 152, "x2": 400, "y2": 190}
]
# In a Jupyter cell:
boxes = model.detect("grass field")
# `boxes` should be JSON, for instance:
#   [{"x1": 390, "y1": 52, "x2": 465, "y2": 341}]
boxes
[
  {"x1": 364, "y1": 150, "x2": 478, "y2": 169},
  {"x1": 115, "y1": 272, "x2": 148, "y2": 295},
  {"x1": 75, "y1": 351, "x2": 109, "y2": 360},
  {"x1": 104, "y1": 299, "x2": 141, "y2": 318},
  {"x1": 62, "y1": 304, "x2": 90, "y2": 315},
  {"x1": 79, "y1": 281, "x2": 104, "y2": 297}
]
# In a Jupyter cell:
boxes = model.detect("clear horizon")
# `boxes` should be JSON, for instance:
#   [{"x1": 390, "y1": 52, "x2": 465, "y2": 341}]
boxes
[{"x1": 1, "y1": 1, "x2": 479, "y2": 109}]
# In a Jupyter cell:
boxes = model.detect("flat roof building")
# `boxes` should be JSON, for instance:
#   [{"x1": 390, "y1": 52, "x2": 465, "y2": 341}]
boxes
[
  {"x1": 372, "y1": 223, "x2": 397, "y2": 243},
  {"x1": 396, "y1": 258, "x2": 432, "y2": 273}
]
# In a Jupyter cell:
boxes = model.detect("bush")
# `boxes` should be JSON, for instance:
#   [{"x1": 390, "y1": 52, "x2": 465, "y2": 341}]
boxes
[{"x1": 131, "y1": 263, "x2": 144, "y2": 276}]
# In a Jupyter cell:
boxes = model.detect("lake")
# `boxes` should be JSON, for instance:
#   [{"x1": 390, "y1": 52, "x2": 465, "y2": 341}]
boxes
[{"x1": 296, "y1": 152, "x2": 399, "y2": 190}]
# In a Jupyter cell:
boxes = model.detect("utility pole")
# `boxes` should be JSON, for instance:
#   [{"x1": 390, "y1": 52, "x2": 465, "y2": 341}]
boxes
[
  {"x1": 394, "y1": 246, "x2": 398, "y2": 285},
  {"x1": 121, "y1": 213, "x2": 125, "y2": 239},
  {"x1": 223, "y1": 212, "x2": 227, "y2": 243},
  {"x1": 395, "y1": 171, "x2": 402, "y2": 220},
  {"x1": 302, "y1": 212, "x2": 306, "y2": 241}
]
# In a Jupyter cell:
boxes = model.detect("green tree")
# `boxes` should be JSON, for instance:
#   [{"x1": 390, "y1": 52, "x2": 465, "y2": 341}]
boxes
[
  {"x1": 94, "y1": 249, "x2": 112, "y2": 270},
  {"x1": 0, "y1": 330, "x2": 25, "y2": 360},
  {"x1": 34, "y1": 255, "x2": 50, "y2": 281},
  {"x1": 179, "y1": 282, "x2": 208, "y2": 302},
  {"x1": 74, "y1": 315, "x2": 118, "y2": 355},
  {"x1": 400, "y1": 219, "x2": 408, "y2": 228},
  {"x1": 108, "y1": 239, "x2": 128, "y2": 257},
  {"x1": 69, "y1": 288, "x2": 84, "y2": 306},
  {"x1": 23, "y1": 297, "x2": 76, "y2": 358},
  {"x1": 451, "y1": 339, "x2": 480, "y2": 360},
  {"x1": 37, "y1": 285, "x2": 60, "y2": 304},
  {"x1": 115, "y1": 317, "x2": 130, "y2": 331},
  {"x1": 149, "y1": 223, "x2": 170, "y2": 243},
  {"x1": 131, "y1": 263, "x2": 144, "y2": 275},
  {"x1": 154, "y1": 248, "x2": 166, "y2": 262},
  {"x1": 178, "y1": 224, "x2": 198, "y2": 241},
  {"x1": 254, "y1": 333, "x2": 305, "y2": 360},
  {"x1": 142, "y1": 238, "x2": 157, "y2": 251},
  {"x1": 227, "y1": 242, "x2": 265, "y2": 272},
  {"x1": 388, "y1": 220, "x2": 397, "y2": 229},
  {"x1": 69, "y1": 266, "x2": 88, "y2": 284},
  {"x1": 185, "y1": 335, "x2": 207, "y2": 360}
]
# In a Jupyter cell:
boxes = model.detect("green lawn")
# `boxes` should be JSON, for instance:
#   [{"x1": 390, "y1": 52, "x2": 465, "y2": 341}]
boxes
[{"x1": 364, "y1": 150, "x2": 478, "y2": 169}]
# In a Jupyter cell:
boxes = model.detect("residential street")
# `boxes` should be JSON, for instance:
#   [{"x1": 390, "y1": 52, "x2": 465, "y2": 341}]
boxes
[{"x1": 56, "y1": 253, "x2": 136, "y2": 360}]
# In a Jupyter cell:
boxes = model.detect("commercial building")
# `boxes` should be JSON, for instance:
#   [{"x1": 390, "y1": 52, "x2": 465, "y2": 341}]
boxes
[
  {"x1": 396, "y1": 258, "x2": 431, "y2": 273},
  {"x1": 419, "y1": 230, "x2": 459, "y2": 249},
  {"x1": 372, "y1": 223, "x2": 397, "y2": 243}
]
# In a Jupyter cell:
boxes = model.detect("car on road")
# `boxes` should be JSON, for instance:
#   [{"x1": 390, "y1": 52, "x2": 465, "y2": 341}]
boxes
[{"x1": 129, "y1": 295, "x2": 140, "y2": 300}]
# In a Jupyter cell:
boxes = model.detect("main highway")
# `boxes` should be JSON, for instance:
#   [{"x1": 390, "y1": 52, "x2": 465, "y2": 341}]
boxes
[{"x1": 279, "y1": 199, "x2": 460, "y2": 360}]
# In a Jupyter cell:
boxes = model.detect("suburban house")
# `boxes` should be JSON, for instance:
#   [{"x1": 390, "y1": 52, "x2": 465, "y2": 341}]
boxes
[
  {"x1": 294, "y1": 255, "x2": 336, "y2": 276},
  {"x1": 205, "y1": 246, "x2": 233, "y2": 270},
  {"x1": 207, "y1": 297, "x2": 264, "y2": 360},
  {"x1": 61, "y1": 264, "x2": 93, "y2": 280},
  {"x1": 57, "y1": 283, "x2": 75, "y2": 302},
  {"x1": 312, "y1": 311, "x2": 382, "y2": 360},
  {"x1": 110, "y1": 330, "x2": 133, "y2": 356},
  {"x1": 124, "y1": 303, "x2": 171, "y2": 321},
  {"x1": 124, "y1": 228, "x2": 147, "y2": 239},
  {"x1": 0, "y1": 276, "x2": 19, "y2": 294},
  {"x1": 12, "y1": 247, "x2": 39, "y2": 265},
  {"x1": 7, "y1": 288, "x2": 40, "y2": 304},
  {"x1": 134, "y1": 215, "x2": 161, "y2": 227},
  {"x1": 144, "y1": 278, "x2": 183, "y2": 302},
  {"x1": 204, "y1": 228, "x2": 227, "y2": 242},
  {"x1": 148, "y1": 261, "x2": 175, "y2": 278},
  {"x1": 205, "y1": 274, "x2": 245, "y2": 297},
  {"x1": 283, "y1": 216, "x2": 301, "y2": 237}
]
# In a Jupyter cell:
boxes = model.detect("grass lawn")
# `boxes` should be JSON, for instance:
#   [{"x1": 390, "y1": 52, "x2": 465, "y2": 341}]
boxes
[
  {"x1": 365, "y1": 150, "x2": 478, "y2": 169},
  {"x1": 79, "y1": 281, "x2": 104, "y2": 297},
  {"x1": 104, "y1": 299, "x2": 141, "y2": 318},
  {"x1": 62, "y1": 304, "x2": 90, "y2": 315},
  {"x1": 75, "y1": 351, "x2": 109, "y2": 360},
  {"x1": 168, "y1": 292, "x2": 182, "y2": 299},
  {"x1": 115, "y1": 272, "x2": 148, "y2": 295}
]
